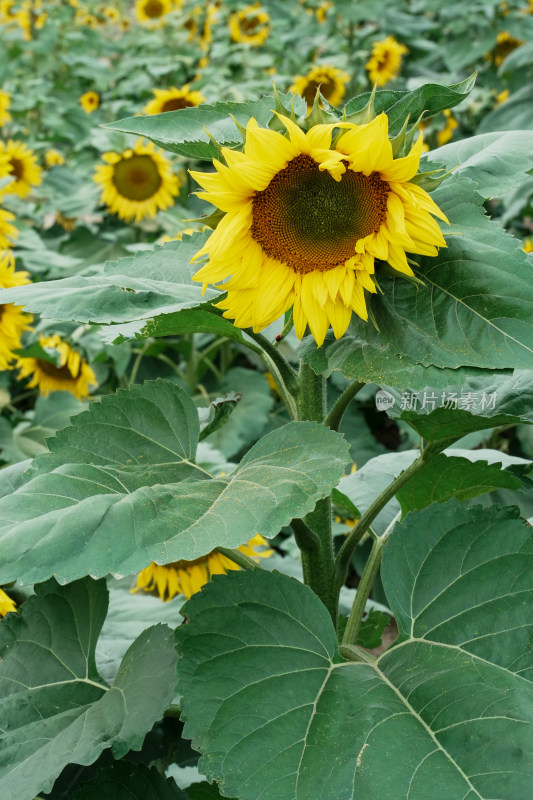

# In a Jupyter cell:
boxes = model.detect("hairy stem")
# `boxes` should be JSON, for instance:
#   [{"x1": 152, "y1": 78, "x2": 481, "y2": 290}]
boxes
[{"x1": 325, "y1": 381, "x2": 364, "y2": 431}]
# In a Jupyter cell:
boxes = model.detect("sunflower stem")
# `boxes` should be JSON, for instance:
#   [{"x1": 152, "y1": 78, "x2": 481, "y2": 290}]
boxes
[
  {"x1": 245, "y1": 329, "x2": 299, "y2": 419},
  {"x1": 215, "y1": 547, "x2": 264, "y2": 571},
  {"x1": 296, "y1": 362, "x2": 337, "y2": 624},
  {"x1": 325, "y1": 381, "x2": 364, "y2": 431}
]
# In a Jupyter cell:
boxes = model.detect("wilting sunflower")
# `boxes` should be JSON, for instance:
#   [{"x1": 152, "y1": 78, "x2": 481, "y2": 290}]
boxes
[
  {"x1": 491, "y1": 30, "x2": 524, "y2": 66},
  {"x1": 45, "y1": 148, "x2": 65, "y2": 167},
  {"x1": 291, "y1": 64, "x2": 350, "y2": 110},
  {"x1": 229, "y1": 3, "x2": 270, "y2": 47},
  {"x1": 144, "y1": 85, "x2": 205, "y2": 115},
  {"x1": 191, "y1": 113, "x2": 448, "y2": 345},
  {"x1": 366, "y1": 35, "x2": 408, "y2": 86},
  {"x1": 79, "y1": 90, "x2": 99, "y2": 114},
  {"x1": 94, "y1": 140, "x2": 180, "y2": 223},
  {"x1": 0, "y1": 89, "x2": 11, "y2": 126},
  {"x1": 133, "y1": 534, "x2": 273, "y2": 601},
  {"x1": 16, "y1": 333, "x2": 97, "y2": 399},
  {"x1": 135, "y1": 0, "x2": 172, "y2": 25},
  {"x1": 0, "y1": 588, "x2": 16, "y2": 617},
  {"x1": 0, "y1": 139, "x2": 42, "y2": 198},
  {"x1": 0, "y1": 251, "x2": 33, "y2": 371},
  {"x1": 436, "y1": 109, "x2": 458, "y2": 147}
]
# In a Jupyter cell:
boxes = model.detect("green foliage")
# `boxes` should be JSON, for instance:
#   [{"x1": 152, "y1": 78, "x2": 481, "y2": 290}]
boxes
[
  {"x1": 177, "y1": 502, "x2": 533, "y2": 798},
  {"x1": 0, "y1": 578, "x2": 177, "y2": 800},
  {"x1": 73, "y1": 763, "x2": 189, "y2": 800},
  {"x1": 0, "y1": 380, "x2": 349, "y2": 585}
]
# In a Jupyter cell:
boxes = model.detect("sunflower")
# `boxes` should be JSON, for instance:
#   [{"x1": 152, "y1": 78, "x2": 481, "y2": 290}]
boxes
[
  {"x1": 0, "y1": 89, "x2": 11, "y2": 126},
  {"x1": 290, "y1": 64, "x2": 350, "y2": 110},
  {"x1": 133, "y1": 535, "x2": 273, "y2": 601},
  {"x1": 56, "y1": 211, "x2": 77, "y2": 231},
  {"x1": 144, "y1": 85, "x2": 205, "y2": 115},
  {"x1": 366, "y1": 35, "x2": 408, "y2": 86},
  {"x1": 0, "y1": 250, "x2": 33, "y2": 370},
  {"x1": 94, "y1": 140, "x2": 180, "y2": 223},
  {"x1": 0, "y1": 588, "x2": 17, "y2": 617},
  {"x1": 436, "y1": 109, "x2": 458, "y2": 147},
  {"x1": 0, "y1": 208, "x2": 17, "y2": 249},
  {"x1": 135, "y1": 0, "x2": 172, "y2": 25},
  {"x1": 229, "y1": 3, "x2": 270, "y2": 47},
  {"x1": 79, "y1": 90, "x2": 99, "y2": 114},
  {"x1": 0, "y1": 140, "x2": 42, "y2": 198},
  {"x1": 16, "y1": 333, "x2": 97, "y2": 399},
  {"x1": 191, "y1": 113, "x2": 448, "y2": 345},
  {"x1": 316, "y1": 0, "x2": 332, "y2": 23},
  {"x1": 102, "y1": 5, "x2": 120, "y2": 22},
  {"x1": 45, "y1": 149, "x2": 65, "y2": 167},
  {"x1": 524, "y1": 239, "x2": 533, "y2": 254},
  {"x1": 491, "y1": 30, "x2": 524, "y2": 66}
]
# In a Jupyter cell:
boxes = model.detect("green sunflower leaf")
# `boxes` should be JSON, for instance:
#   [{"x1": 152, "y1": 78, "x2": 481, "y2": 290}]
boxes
[
  {"x1": 0, "y1": 578, "x2": 177, "y2": 800},
  {"x1": 428, "y1": 130, "x2": 533, "y2": 198},
  {"x1": 396, "y1": 453, "x2": 524, "y2": 512},
  {"x1": 344, "y1": 75, "x2": 475, "y2": 134},
  {"x1": 0, "y1": 380, "x2": 349, "y2": 586},
  {"x1": 478, "y1": 84, "x2": 533, "y2": 133},
  {"x1": 176, "y1": 501, "x2": 533, "y2": 799},
  {"x1": 73, "y1": 763, "x2": 189, "y2": 800},
  {"x1": 102, "y1": 94, "x2": 306, "y2": 159},
  {"x1": 357, "y1": 176, "x2": 533, "y2": 370},
  {"x1": 0, "y1": 236, "x2": 218, "y2": 325}
]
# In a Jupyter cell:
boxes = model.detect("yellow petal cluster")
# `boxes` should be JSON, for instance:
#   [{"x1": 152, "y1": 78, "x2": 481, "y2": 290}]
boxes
[
  {"x1": 79, "y1": 90, "x2": 99, "y2": 114},
  {"x1": 133, "y1": 534, "x2": 273, "y2": 600},
  {"x1": 191, "y1": 113, "x2": 448, "y2": 345},
  {"x1": 16, "y1": 333, "x2": 97, "y2": 399},
  {"x1": 0, "y1": 251, "x2": 33, "y2": 371},
  {"x1": 366, "y1": 36, "x2": 408, "y2": 86},
  {"x1": 229, "y1": 3, "x2": 270, "y2": 47},
  {"x1": 0, "y1": 139, "x2": 42, "y2": 198},
  {"x1": 144, "y1": 84, "x2": 205, "y2": 115},
  {"x1": 290, "y1": 64, "x2": 350, "y2": 110}
]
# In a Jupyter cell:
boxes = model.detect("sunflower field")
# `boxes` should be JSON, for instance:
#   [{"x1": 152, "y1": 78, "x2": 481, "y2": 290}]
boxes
[{"x1": 1, "y1": 0, "x2": 533, "y2": 797}]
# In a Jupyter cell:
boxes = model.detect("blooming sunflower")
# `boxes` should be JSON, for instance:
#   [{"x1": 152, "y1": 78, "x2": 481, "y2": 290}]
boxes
[
  {"x1": 191, "y1": 113, "x2": 448, "y2": 345},
  {"x1": 524, "y1": 239, "x2": 533, "y2": 254},
  {"x1": 135, "y1": 0, "x2": 172, "y2": 25},
  {"x1": 16, "y1": 333, "x2": 96, "y2": 399},
  {"x1": 102, "y1": 5, "x2": 120, "y2": 22},
  {"x1": 0, "y1": 89, "x2": 11, "y2": 126},
  {"x1": 0, "y1": 208, "x2": 17, "y2": 249},
  {"x1": 229, "y1": 3, "x2": 270, "y2": 47},
  {"x1": 0, "y1": 139, "x2": 42, "y2": 198},
  {"x1": 133, "y1": 534, "x2": 273, "y2": 601},
  {"x1": 45, "y1": 149, "x2": 65, "y2": 167},
  {"x1": 0, "y1": 251, "x2": 33, "y2": 371},
  {"x1": 436, "y1": 109, "x2": 458, "y2": 147},
  {"x1": 0, "y1": 588, "x2": 16, "y2": 617},
  {"x1": 366, "y1": 36, "x2": 408, "y2": 86},
  {"x1": 94, "y1": 140, "x2": 180, "y2": 223},
  {"x1": 79, "y1": 90, "x2": 99, "y2": 114},
  {"x1": 290, "y1": 64, "x2": 350, "y2": 110},
  {"x1": 144, "y1": 85, "x2": 205, "y2": 115}
]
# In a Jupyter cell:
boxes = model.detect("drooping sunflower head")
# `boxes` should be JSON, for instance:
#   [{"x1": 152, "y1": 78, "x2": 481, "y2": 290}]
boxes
[
  {"x1": 366, "y1": 36, "x2": 409, "y2": 87},
  {"x1": 94, "y1": 140, "x2": 181, "y2": 223},
  {"x1": 0, "y1": 250, "x2": 33, "y2": 371},
  {"x1": 144, "y1": 85, "x2": 205, "y2": 115},
  {"x1": 0, "y1": 139, "x2": 42, "y2": 199},
  {"x1": 133, "y1": 534, "x2": 273, "y2": 601},
  {"x1": 79, "y1": 90, "x2": 99, "y2": 114},
  {"x1": 290, "y1": 64, "x2": 350, "y2": 110},
  {"x1": 491, "y1": 30, "x2": 524, "y2": 66},
  {"x1": 16, "y1": 333, "x2": 97, "y2": 400},
  {"x1": 135, "y1": 0, "x2": 172, "y2": 25},
  {"x1": 191, "y1": 112, "x2": 448, "y2": 346},
  {"x1": 0, "y1": 89, "x2": 11, "y2": 126},
  {"x1": 229, "y1": 3, "x2": 270, "y2": 47}
]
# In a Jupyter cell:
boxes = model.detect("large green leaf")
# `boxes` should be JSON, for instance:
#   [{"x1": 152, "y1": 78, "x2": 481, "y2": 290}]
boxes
[
  {"x1": 0, "y1": 380, "x2": 349, "y2": 586},
  {"x1": 344, "y1": 75, "x2": 475, "y2": 134},
  {"x1": 103, "y1": 94, "x2": 306, "y2": 159},
  {"x1": 354, "y1": 176, "x2": 533, "y2": 370},
  {"x1": 177, "y1": 502, "x2": 533, "y2": 799},
  {"x1": 396, "y1": 452, "x2": 524, "y2": 512},
  {"x1": 0, "y1": 578, "x2": 177, "y2": 800},
  {"x1": 0, "y1": 237, "x2": 218, "y2": 324},
  {"x1": 428, "y1": 130, "x2": 533, "y2": 198},
  {"x1": 73, "y1": 763, "x2": 189, "y2": 800},
  {"x1": 478, "y1": 85, "x2": 533, "y2": 133}
]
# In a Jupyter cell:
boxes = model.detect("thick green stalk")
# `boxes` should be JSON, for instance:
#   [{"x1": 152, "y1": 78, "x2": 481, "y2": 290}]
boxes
[
  {"x1": 215, "y1": 547, "x2": 264, "y2": 571},
  {"x1": 295, "y1": 362, "x2": 337, "y2": 624}
]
